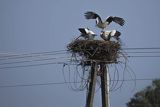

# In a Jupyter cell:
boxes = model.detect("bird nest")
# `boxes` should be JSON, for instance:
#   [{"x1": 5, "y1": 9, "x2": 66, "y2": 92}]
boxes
[{"x1": 67, "y1": 40, "x2": 121, "y2": 64}]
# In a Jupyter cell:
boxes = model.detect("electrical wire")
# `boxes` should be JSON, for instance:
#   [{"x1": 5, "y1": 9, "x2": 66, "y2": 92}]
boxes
[
  {"x1": 0, "y1": 48, "x2": 160, "y2": 60},
  {"x1": 1, "y1": 47, "x2": 160, "y2": 57},
  {"x1": 126, "y1": 55, "x2": 160, "y2": 58},
  {"x1": 123, "y1": 51, "x2": 160, "y2": 53},
  {"x1": 0, "y1": 48, "x2": 159, "y2": 89},
  {"x1": 0, "y1": 61, "x2": 70, "y2": 70},
  {"x1": 0, "y1": 52, "x2": 67, "y2": 60},
  {"x1": 122, "y1": 47, "x2": 160, "y2": 50},
  {"x1": 0, "y1": 78, "x2": 158, "y2": 88},
  {"x1": 0, "y1": 56, "x2": 70, "y2": 65},
  {"x1": 0, "y1": 47, "x2": 160, "y2": 70},
  {"x1": 0, "y1": 56, "x2": 159, "y2": 70},
  {"x1": 0, "y1": 81, "x2": 80, "y2": 88},
  {"x1": 0, "y1": 50, "x2": 66, "y2": 58}
]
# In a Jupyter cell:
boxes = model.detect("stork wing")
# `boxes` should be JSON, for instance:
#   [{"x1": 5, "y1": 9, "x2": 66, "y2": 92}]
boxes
[
  {"x1": 84, "y1": 11, "x2": 101, "y2": 20},
  {"x1": 78, "y1": 28, "x2": 89, "y2": 34},
  {"x1": 113, "y1": 17, "x2": 125, "y2": 26},
  {"x1": 106, "y1": 16, "x2": 125, "y2": 26}
]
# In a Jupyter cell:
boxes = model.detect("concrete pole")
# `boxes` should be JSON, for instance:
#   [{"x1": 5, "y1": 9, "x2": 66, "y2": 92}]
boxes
[
  {"x1": 86, "y1": 61, "x2": 98, "y2": 107},
  {"x1": 100, "y1": 63, "x2": 110, "y2": 107}
]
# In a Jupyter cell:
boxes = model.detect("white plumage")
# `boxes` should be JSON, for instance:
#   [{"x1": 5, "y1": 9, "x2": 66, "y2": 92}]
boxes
[
  {"x1": 78, "y1": 28, "x2": 97, "y2": 40},
  {"x1": 84, "y1": 11, "x2": 125, "y2": 30},
  {"x1": 100, "y1": 30, "x2": 121, "y2": 41}
]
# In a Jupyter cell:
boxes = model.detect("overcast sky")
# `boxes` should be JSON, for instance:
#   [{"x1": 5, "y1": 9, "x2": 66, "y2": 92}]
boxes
[{"x1": 0, "y1": 0, "x2": 160, "y2": 107}]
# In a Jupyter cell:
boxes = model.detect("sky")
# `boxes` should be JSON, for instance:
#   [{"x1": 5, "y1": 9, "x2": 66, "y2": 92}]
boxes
[{"x1": 0, "y1": 0, "x2": 160, "y2": 107}]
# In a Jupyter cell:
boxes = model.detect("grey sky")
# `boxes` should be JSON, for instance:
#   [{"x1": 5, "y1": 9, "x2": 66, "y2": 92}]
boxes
[{"x1": 0, "y1": 0, "x2": 160, "y2": 107}]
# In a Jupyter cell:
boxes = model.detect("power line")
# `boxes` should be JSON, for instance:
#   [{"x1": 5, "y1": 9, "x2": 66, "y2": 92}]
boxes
[
  {"x1": 127, "y1": 55, "x2": 160, "y2": 58},
  {"x1": 1, "y1": 47, "x2": 160, "y2": 60},
  {"x1": 0, "y1": 48, "x2": 160, "y2": 69},
  {"x1": 0, "y1": 78, "x2": 158, "y2": 88},
  {"x1": 0, "y1": 81, "x2": 73, "y2": 88},
  {"x1": 0, "y1": 52, "x2": 160, "y2": 61},
  {"x1": 0, "y1": 52, "x2": 67, "y2": 60},
  {"x1": 111, "y1": 78, "x2": 160, "y2": 81},
  {"x1": 0, "y1": 61, "x2": 69, "y2": 70},
  {"x1": 0, "y1": 50, "x2": 67, "y2": 58},
  {"x1": 0, "y1": 56, "x2": 70, "y2": 65},
  {"x1": 122, "y1": 51, "x2": 160, "y2": 53},
  {"x1": 1, "y1": 47, "x2": 160, "y2": 57},
  {"x1": 122, "y1": 47, "x2": 160, "y2": 50},
  {"x1": 0, "y1": 56, "x2": 160, "y2": 69}
]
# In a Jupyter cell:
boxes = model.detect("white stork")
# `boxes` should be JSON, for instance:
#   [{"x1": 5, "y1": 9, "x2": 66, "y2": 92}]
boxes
[
  {"x1": 84, "y1": 11, "x2": 125, "y2": 30},
  {"x1": 78, "y1": 28, "x2": 97, "y2": 40},
  {"x1": 100, "y1": 30, "x2": 121, "y2": 41}
]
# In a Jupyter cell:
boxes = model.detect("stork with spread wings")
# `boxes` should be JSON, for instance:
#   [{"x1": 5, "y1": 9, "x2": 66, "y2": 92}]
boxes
[{"x1": 84, "y1": 11, "x2": 125, "y2": 30}]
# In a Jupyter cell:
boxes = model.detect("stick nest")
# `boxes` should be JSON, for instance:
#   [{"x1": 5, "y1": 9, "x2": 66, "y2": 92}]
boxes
[{"x1": 67, "y1": 40, "x2": 121, "y2": 63}]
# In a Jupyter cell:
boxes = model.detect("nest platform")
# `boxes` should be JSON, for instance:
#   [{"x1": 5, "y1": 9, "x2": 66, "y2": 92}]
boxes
[{"x1": 67, "y1": 40, "x2": 121, "y2": 64}]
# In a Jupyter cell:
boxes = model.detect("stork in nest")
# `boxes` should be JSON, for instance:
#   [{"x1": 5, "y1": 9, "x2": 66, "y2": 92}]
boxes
[
  {"x1": 77, "y1": 28, "x2": 97, "y2": 40},
  {"x1": 100, "y1": 30, "x2": 121, "y2": 41}
]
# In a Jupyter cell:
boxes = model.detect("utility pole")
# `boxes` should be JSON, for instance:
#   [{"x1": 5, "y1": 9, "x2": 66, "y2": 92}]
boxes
[
  {"x1": 100, "y1": 63, "x2": 110, "y2": 107},
  {"x1": 86, "y1": 61, "x2": 98, "y2": 107},
  {"x1": 86, "y1": 62, "x2": 110, "y2": 107}
]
